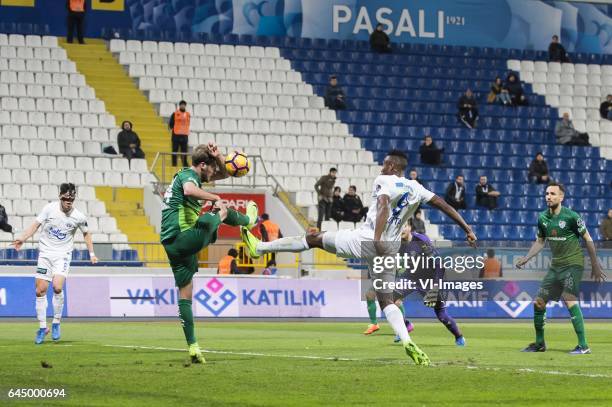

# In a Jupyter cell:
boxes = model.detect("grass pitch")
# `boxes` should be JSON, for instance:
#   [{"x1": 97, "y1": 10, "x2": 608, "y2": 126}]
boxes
[{"x1": 1, "y1": 320, "x2": 612, "y2": 406}]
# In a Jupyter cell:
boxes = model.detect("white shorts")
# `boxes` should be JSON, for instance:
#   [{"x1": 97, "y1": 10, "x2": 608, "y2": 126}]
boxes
[
  {"x1": 35, "y1": 254, "x2": 72, "y2": 282},
  {"x1": 323, "y1": 228, "x2": 400, "y2": 294}
]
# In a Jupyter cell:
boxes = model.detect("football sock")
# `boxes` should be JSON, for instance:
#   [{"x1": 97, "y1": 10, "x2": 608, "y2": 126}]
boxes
[
  {"x1": 367, "y1": 299, "x2": 377, "y2": 324},
  {"x1": 383, "y1": 304, "x2": 411, "y2": 345},
  {"x1": 568, "y1": 304, "x2": 588, "y2": 348},
  {"x1": 52, "y1": 291, "x2": 64, "y2": 324},
  {"x1": 223, "y1": 209, "x2": 250, "y2": 227},
  {"x1": 178, "y1": 299, "x2": 196, "y2": 345},
  {"x1": 36, "y1": 296, "x2": 47, "y2": 329},
  {"x1": 435, "y1": 307, "x2": 462, "y2": 339},
  {"x1": 257, "y1": 236, "x2": 309, "y2": 253},
  {"x1": 534, "y1": 306, "x2": 546, "y2": 345}
]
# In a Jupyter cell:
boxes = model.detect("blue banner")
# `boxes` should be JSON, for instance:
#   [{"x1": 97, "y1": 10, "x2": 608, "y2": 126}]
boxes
[
  {"x1": 1, "y1": 0, "x2": 611, "y2": 53},
  {"x1": 0, "y1": 277, "x2": 66, "y2": 317}
]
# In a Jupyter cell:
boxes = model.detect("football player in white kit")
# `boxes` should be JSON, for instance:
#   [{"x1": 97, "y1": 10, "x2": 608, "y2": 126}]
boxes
[
  {"x1": 12, "y1": 183, "x2": 98, "y2": 344},
  {"x1": 241, "y1": 150, "x2": 477, "y2": 365}
]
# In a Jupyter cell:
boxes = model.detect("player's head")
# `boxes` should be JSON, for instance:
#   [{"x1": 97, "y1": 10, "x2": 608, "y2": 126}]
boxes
[
  {"x1": 545, "y1": 182, "x2": 565, "y2": 209},
  {"x1": 178, "y1": 100, "x2": 187, "y2": 112},
  {"x1": 191, "y1": 146, "x2": 217, "y2": 182},
  {"x1": 261, "y1": 213, "x2": 270, "y2": 221},
  {"x1": 381, "y1": 149, "x2": 408, "y2": 176},
  {"x1": 228, "y1": 248, "x2": 238, "y2": 258},
  {"x1": 59, "y1": 183, "x2": 76, "y2": 213},
  {"x1": 401, "y1": 222, "x2": 412, "y2": 241}
]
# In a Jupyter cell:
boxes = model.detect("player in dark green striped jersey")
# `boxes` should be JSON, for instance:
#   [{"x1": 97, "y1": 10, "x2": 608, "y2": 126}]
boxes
[
  {"x1": 161, "y1": 142, "x2": 258, "y2": 363},
  {"x1": 516, "y1": 182, "x2": 606, "y2": 354}
]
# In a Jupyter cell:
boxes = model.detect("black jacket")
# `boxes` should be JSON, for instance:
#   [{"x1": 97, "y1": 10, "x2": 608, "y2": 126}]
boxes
[
  {"x1": 548, "y1": 42, "x2": 569, "y2": 62},
  {"x1": 331, "y1": 196, "x2": 345, "y2": 222},
  {"x1": 324, "y1": 85, "x2": 345, "y2": 107},
  {"x1": 117, "y1": 122, "x2": 141, "y2": 153},
  {"x1": 475, "y1": 183, "x2": 496, "y2": 206},
  {"x1": 419, "y1": 142, "x2": 443, "y2": 165},
  {"x1": 343, "y1": 193, "x2": 364, "y2": 214},
  {"x1": 528, "y1": 159, "x2": 549, "y2": 178},
  {"x1": 505, "y1": 78, "x2": 524, "y2": 97},
  {"x1": 370, "y1": 30, "x2": 390, "y2": 50},
  {"x1": 600, "y1": 101, "x2": 612, "y2": 118},
  {"x1": 445, "y1": 182, "x2": 466, "y2": 204},
  {"x1": 457, "y1": 95, "x2": 477, "y2": 111}
]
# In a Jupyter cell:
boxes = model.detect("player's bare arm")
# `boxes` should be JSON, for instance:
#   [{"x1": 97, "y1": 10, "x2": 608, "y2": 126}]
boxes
[
  {"x1": 83, "y1": 232, "x2": 99, "y2": 264},
  {"x1": 183, "y1": 181, "x2": 221, "y2": 202},
  {"x1": 373, "y1": 194, "x2": 390, "y2": 256},
  {"x1": 11, "y1": 221, "x2": 41, "y2": 250},
  {"x1": 427, "y1": 195, "x2": 477, "y2": 247},
  {"x1": 207, "y1": 142, "x2": 230, "y2": 182},
  {"x1": 581, "y1": 230, "x2": 606, "y2": 282},
  {"x1": 515, "y1": 237, "x2": 546, "y2": 269}
]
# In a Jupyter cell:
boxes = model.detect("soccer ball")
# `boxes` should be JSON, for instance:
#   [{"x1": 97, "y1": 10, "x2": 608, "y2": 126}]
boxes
[{"x1": 225, "y1": 151, "x2": 250, "y2": 177}]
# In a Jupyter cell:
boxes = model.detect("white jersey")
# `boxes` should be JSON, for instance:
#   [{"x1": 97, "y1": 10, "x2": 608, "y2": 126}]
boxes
[
  {"x1": 363, "y1": 175, "x2": 434, "y2": 242},
  {"x1": 36, "y1": 202, "x2": 88, "y2": 256}
]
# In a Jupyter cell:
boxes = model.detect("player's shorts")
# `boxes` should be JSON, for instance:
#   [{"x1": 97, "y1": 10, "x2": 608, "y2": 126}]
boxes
[
  {"x1": 536, "y1": 264, "x2": 583, "y2": 302},
  {"x1": 324, "y1": 228, "x2": 400, "y2": 294},
  {"x1": 35, "y1": 254, "x2": 71, "y2": 282},
  {"x1": 162, "y1": 212, "x2": 221, "y2": 288}
]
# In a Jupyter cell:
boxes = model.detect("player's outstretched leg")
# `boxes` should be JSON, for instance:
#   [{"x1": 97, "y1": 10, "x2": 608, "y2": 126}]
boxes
[
  {"x1": 393, "y1": 300, "x2": 414, "y2": 342},
  {"x1": 433, "y1": 304, "x2": 464, "y2": 346},
  {"x1": 241, "y1": 229, "x2": 310, "y2": 259},
  {"x1": 522, "y1": 299, "x2": 547, "y2": 352},
  {"x1": 35, "y1": 280, "x2": 49, "y2": 344},
  {"x1": 223, "y1": 202, "x2": 258, "y2": 229},
  {"x1": 364, "y1": 299, "x2": 380, "y2": 335},
  {"x1": 51, "y1": 288, "x2": 64, "y2": 341}
]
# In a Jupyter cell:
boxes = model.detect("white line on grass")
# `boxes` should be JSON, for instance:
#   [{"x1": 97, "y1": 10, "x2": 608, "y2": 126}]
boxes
[{"x1": 104, "y1": 344, "x2": 612, "y2": 379}]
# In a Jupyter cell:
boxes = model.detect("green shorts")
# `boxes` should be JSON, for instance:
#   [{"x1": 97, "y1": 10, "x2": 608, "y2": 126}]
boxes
[
  {"x1": 162, "y1": 212, "x2": 222, "y2": 288},
  {"x1": 536, "y1": 264, "x2": 583, "y2": 302}
]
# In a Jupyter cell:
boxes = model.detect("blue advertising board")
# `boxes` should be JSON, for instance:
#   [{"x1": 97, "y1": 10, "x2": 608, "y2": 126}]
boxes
[{"x1": 0, "y1": 277, "x2": 65, "y2": 317}]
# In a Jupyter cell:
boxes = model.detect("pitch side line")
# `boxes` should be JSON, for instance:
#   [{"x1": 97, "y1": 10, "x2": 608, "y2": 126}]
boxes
[{"x1": 104, "y1": 344, "x2": 612, "y2": 378}]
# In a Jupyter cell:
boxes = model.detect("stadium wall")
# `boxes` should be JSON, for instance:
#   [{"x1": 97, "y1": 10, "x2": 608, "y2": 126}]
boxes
[
  {"x1": 1, "y1": 274, "x2": 612, "y2": 318},
  {"x1": 1, "y1": 1, "x2": 611, "y2": 53}
]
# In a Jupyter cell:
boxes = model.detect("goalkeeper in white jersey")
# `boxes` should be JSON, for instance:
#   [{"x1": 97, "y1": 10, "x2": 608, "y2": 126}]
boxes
[
  {"x1": 12, "y1": 183, "x2": 98, "y2": 344},
  {"x1": 241, "y1": 150, "x2": 477, "y2": 366}
]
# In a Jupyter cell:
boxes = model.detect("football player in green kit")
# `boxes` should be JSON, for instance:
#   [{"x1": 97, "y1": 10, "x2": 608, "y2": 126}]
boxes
[
  {"x1": 516, "y1": 182, "x2": 606, "y2": 354},
  {"x1": 160, "y1": 142, "x2": 258, "y2": 363}
]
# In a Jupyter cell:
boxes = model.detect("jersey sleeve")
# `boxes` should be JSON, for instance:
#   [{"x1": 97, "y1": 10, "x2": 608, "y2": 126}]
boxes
[
  {"x1": 373, "y1": 175, "x2": 393, "y2": 199},
  {"x1": 35, "y1": 203, "x2": 51, "y2": 224},
  {"x1": 78, "y1": 213, "x2": 89, "y2": 234},
  {"x1": 537, "y1": 215, "x2": 546, "y2": 239},
  {"x1": 413, "y1": 182, "x2": 435, "y2": 204},
  {"x1": 573, "y1": 212, "x2": 587, "y2": 236}
]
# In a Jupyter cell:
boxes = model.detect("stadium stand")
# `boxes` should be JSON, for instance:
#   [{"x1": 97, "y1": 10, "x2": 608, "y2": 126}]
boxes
[{"x1": 508, "y1": 59, "x2": 612, "y2": 159}]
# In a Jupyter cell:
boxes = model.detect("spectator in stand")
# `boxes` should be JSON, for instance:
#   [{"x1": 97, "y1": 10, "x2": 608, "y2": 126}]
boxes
[
  {"x1": 548, "y1": 35, "x2": 570, "y2": 63},
  {"x1": 331, "y1": 186, "x2": 345, "y2": 223},
  {"x1": 457, "y1": 89, "x2": 479, "y2": 129},
  {"x1": 479, "y1": 249, "x2": 503, "y2": 278},
  {"x1": 601, "y1": 209, "x2": 612, "y2": 241},
  {"x1": 409, "y1": 169, "x2": 427, "y2": 188},
  {"x1": 599, "y1": 94, "x2": 612, "y2": 120},
  {"x1": 555, "y1": 112, "x2": 590, "y2": 146},
  {"x1": 168, "y1": 100, "x2": 190, "y2": 167},
  {"x1": 343, "y1": 185, "x2": 368, "y2": 223},
  {"x1": 475, "y1": 176, "x2": 501, "y2": 210},
  {"x1": 217, "y1": 248, "x2": 239, "y2": 275},
  {"x1": 528, "y1": 152, "x2": 551, "y2": 184},
  {"x1": 324, "y1": 75, "x2": 346, "y2": 110},
  {"x1": 370, "y1": 23, "x2": 391, "y2": 53},
  {"x1": 314, "y1": 168, "x2": 337, "y2": 229},
  {"x1": 66, "y1": 0, "x2": 86, "y2": 44},
  {"x1": 0, "y1": 203, "x2": 13, "y2": 234},
  {"x1": 419, "y1": 135, "x2": 444, "y2": 165},
  {"x1": 410, "y1": 209, "x2": 426, "y2": 234},
  {"x1": 117, "y1": 121, "x2": 145, "y2": 161},
  {"x1": 506, "y1": 73, "x2": 527, "y2": 106},
  {"x1": 445, "y1": 175, "x2": 467, "y2": 210},
  {"x1": 487, "y1": 76, "x2": 512, "y2": 105},
  {"x1": 260, "y1": 213, "x2": 282, "y2": 268}
]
